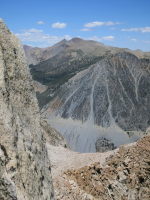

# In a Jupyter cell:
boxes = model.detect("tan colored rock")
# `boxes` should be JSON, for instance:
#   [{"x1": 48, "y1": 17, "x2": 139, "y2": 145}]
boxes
[
  {"x1": 50, "y1": 136, "x2": 150, "y2": 200},
  {"x1": 0, "y1": 21, "x2": 54, "y2": 199},
  {"x1": 41, "y1": 119, "x2": 67, "y2": 147}
]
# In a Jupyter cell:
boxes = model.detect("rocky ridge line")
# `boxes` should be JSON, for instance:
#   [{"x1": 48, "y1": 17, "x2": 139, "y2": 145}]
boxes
[{"x1": 51, "y1": 135, "x2": 150, "y2": 200}]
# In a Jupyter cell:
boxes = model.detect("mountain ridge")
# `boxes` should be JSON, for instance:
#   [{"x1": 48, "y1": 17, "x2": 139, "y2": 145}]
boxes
[
  {"x1": 24, "y1": 37, "x2": 150, "y2": 153},
  {"x1": 24, "y1": 37, "x2": 150, "y2": 66}
]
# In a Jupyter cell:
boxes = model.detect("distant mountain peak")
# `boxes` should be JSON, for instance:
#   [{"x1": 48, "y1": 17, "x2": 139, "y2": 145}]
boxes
[
  {"x1": 53, "y1": 38, "x2": 68, "y2": 47},
  {"x1": 69, "y1": 37, "x2": 84, "y2": 42},
  {"x1": 59, "y1": 38, "x2": 68, "y2": 44}
]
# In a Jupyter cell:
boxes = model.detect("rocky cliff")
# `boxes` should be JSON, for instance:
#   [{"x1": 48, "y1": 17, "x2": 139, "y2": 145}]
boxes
[{"x1": 0, "y1": 21, "x2": 54, "y2": 199}]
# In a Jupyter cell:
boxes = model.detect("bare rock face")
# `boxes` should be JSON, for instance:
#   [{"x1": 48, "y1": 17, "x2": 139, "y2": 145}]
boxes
[
  {"x1": 0, "y1": 21, "x2": 54, "y2": 199},
  {"x1": 95, "y1": 137, "x2": 116, "y2": 152},
  {"x1": 41, "y1": 119, "x2": 67, "y2": 147}
]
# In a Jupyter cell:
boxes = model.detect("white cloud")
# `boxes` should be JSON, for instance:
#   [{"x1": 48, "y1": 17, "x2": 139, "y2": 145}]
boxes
[
  {"x1": 80, "y1": 28, "x2": 92, "y2": 31},
  {"x1": 143, "y1": 40, "x2": 150, "y2": 44},
  {"x1": 37, "y1": 21, "x2": 45, "y2": 25},
  {"x1": 27, "y1": 28, "x2": 43, "y2": 33},
  {"x1": 51, "y1": 22, "x2": 67, "y2": 29},
  {"x1": 121, "y1": 27, "x2": 150, "y2": 33},
  {"x1": 101, "y1": 36, "x2": 115, "y2": 41},
  {"x1": 89, "y1": 36, "x2": 115, "y2": 41},
  {"x1": 131, "y1": 38, "x2": 137, "y2": 42},
  {"x1": 84, "y1": 21, "x2": 120, "y2": 28},
  {"x1": 15, "y1": 29, "x2": 71, "y2": 46},
  {"x1": 129, "y1": 38, "x2": 150, "y2": 44}
]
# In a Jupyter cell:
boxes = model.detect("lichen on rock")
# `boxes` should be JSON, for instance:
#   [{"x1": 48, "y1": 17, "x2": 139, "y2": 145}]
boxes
[{"x1": 0, "y1": 21, "x2": 54, "y2": 199}]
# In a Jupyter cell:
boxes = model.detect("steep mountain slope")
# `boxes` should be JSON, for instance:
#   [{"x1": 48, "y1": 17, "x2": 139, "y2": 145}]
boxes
[
  {"x1": 25, "y1": 38, "x2": 150, "y2": 109},
  {"x1": 25, "y1": 39, "x2": 150, "y2": 152},
  {"x1": 48, "y1": 52, "x2": 150, "y2": 131},
  {"x1": 0, "y1": 21, "x2": 54, "y2": 199},
  {"x1": 28, "y1": 39, "x2": 109, "y2": 107},
  {"x1": 43, "y1": 52, "x2": 150, "y2": 152}
]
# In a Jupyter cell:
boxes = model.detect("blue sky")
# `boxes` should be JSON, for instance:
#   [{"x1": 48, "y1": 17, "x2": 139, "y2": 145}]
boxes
[{"x1": 0, "y1": 0, "x2": 150, "y2": 51}]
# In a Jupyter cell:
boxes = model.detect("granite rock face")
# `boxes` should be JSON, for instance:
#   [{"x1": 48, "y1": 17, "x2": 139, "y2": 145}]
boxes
[
  {"x1": 0, "y1": 21, "x2": 54, "y2": 199},
  {"x1": 41, "y1": 119, "x2": 67, "y2": 147}
]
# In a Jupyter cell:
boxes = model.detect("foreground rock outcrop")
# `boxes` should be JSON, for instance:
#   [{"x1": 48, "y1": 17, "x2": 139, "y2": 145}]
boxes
[
  {"x1": 0, "y1": 21, "x2": 54, "y2": 199},
  {"x1": 50, "y1": 135, "x2": 150, "y2": 200}
]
